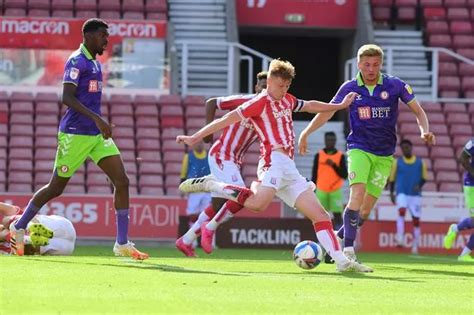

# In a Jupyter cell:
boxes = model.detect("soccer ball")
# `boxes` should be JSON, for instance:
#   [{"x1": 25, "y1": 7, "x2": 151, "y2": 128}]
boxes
[{"x1": 293, "y1": 240, "x2": 323, "y2": 270}]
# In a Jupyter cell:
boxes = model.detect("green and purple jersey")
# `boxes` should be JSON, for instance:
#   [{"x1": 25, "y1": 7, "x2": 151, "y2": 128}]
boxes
[
  {"x1": 60, "y1": 44, "x2": 103, "y2": 136},
  {"x1": 331, "y1": 72, "x2": 416, "y2": 156}
]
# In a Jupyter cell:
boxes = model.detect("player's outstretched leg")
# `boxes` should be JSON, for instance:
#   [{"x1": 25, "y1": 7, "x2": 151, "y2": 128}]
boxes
[{"x1": 457, "y1": 234, "x2": 474, "y2": 262}]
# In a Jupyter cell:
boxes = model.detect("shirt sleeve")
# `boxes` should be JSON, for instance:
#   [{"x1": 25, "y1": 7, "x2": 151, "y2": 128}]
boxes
[
  {"x1": 464, "y1": 139, "x2": 473, "y2": 156},
  {"x1": 286, "y1": 94, "x2": 305, "y2": 112},
  {"x1": 237, "y1": 96, "x2": 265, "y2": 119},
  {"x1": 180, "y1": 153, "x2": 189, "y2": 179},
  {"x1": 217, "y1": 94, "x2": 255, "y2": 111},
  {"x1": 398, "y1": 78, "x2": 416, "y2": 105},
  {"x1": 63, "y1": 57, "x2": 85, "y2": 86},
  {"x1": 330, "y1": 81, "x2": 351, "y2": 104}
]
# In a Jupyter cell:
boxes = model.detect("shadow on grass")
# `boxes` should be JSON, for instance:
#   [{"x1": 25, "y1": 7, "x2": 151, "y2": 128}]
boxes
[{"x1": 376, "y1": 264, "x2": 474, "y2": 278}]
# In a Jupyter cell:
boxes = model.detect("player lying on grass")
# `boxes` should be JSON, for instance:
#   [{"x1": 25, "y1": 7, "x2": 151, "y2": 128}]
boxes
[
  {"x1": 444, "y1": 138, "x2": 474, "y2": 262},
  {"x1": 298, "y1": 44, "x2": 434, "y2": 262},
  {"x1": 177, "y1": 59, "x2": 373, "y2": 272},
  {"x1": 0, "y1": 202, "x2": 76, "y2": 255},
  {"x1": 176, "y1": 72, "x2": 267, "y2": 257}
]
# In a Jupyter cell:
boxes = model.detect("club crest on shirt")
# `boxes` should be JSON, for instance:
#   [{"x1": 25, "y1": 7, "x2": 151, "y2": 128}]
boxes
[
  {"x1": 270, "y1": 177, "x2": 277, "y2": 185},
  {"x1": 349, "y1": 172, "x2": 356, "y2": 180},
  {"x1": 405, "y1": 84, "x2": 413, "y2": 95},
  {"x1": 466, "y1": 140, "x2": 473, "y2": 150},
  {"x1": 70, "y1": 67, "x2": 79, "y2": 80},
  {"x1": 380, "y1": 91, "x2": 389, "y2": 100},
  {"x1": 60, "y1": 165, "x2": 69, "y2": 173}
]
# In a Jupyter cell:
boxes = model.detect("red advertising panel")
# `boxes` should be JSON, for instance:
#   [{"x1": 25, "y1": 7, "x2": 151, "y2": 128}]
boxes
[
  {"x1": 1, "y1": 194, "x2": 282, "y2": 240},
  {"x1": 236, "y1": 0, "x2": 358, "y2": 29},
  {"x1": 359, "y1": 220, "x2": 470, "y2": 255},
  {"x1": 0, "y1": 17, "x2": 167, "y2": 49}
]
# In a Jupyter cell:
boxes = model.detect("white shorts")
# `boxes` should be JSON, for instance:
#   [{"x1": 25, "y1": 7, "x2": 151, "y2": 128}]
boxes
[
  {"x1": 186, "y1": 192, "x2": 212, "y2": 215},
  {"x1": 396, "y1": 194, "x2": 422, "y2": 218},
  {"x1": 208, "y1": 154, "x2": 245, "y2": 198},
  {"x1": 32, "y1": 215, "x2": 76, "y2": 255},
  {"x1": 257, "y1": 151, "x2": 313, "y2": 208}
]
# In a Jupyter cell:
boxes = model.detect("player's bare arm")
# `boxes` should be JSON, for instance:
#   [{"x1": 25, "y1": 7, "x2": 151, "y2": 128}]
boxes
[
  {"x1": 62, "y1": 83, "x2": 112, "y2": 139},
  {"x1": 203, "y1": 98, "x2": 218, "y2": 143},
  {"x1": 459, "y1": 150, "x2": 474, "y2": 177},
  {"x1": 406, "y1": 99, "x2": 435, "y2": 145},
  {"x1": 301, "y1": 92, "x2": 357, "y2": 114},
  {"x1": 0, "y1": 202, "x2": 18, "y2": 216},
  {"x1": 297, "y1": 111, "x2": 336, "y2": 155},
  {"x1": 177, "y1": 110, "x2": 242, "y2": 146}
]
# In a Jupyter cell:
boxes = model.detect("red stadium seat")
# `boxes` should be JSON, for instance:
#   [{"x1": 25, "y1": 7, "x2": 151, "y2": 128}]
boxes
[
  {"x1": 163, "y1": 162, "x2": 182, "y2": 175},
  {"x1": 35, "y1": 160, "x2": 54, "y2": 172},
  {"x1": 51, "y1": 0, "x2": 73, "y2": 10},
  {"x1": 139, "y1": 175, "x2": 164, "y2": 186},
  {"x1": 75, "y1": 0, "x2": 97, "y2": 10},
  {"x1": 447, "y1": 7, "x2": 470, "y2": 20},
  {"x1": 398, "y1": 112, "x2": 417, "y2": 123},
  {"x1": 35, "y1": 149, "x2": 56, "y2": 161},
  {"x1": 450, "y1": 21, "x2": 473, "y2": 34},
  {"x1": 185, "y1": 106, "x2": 206, "y2": 118},
  {"x1": 372, "y1": 7, "x2": 392, "y2": 22},
  {"x1": 146, "y1": 12, "x2": 166, "y2": 20},
  {"x1": 457, "y1": 48, "x2": 474, "y2": 59},
  {"x1": 110, "y1": 104, "x2": 133, "y2": 116},
  {"x1": 100, "y1": 11, "x2": 121, "y2": 19},
  {"x1": 135, "y1": 105, "x2": 159, "y2": 117},
  {"x1": 137, "y1": 138, "x2": 160, "y2": 150},
  {"x1": 446, "y1": 112, "x2": 471, "y2": 124},
  {"x1": 438, "y1": 62, "x2": 458, "y2": 76},
  {"x1": 436, "y1": 171, "x2": 460, "y2": 183},
  {"x1": 469, "y1": 0, "x2": 474, "y2": 6},
  {"x1": 430, "y1": 124, "x2": 449, "y2": 135},
  {"x1": 397, "y1": 7, "x2": 416, "y2": 22},
  {"x1": 5, "y1": 0, "x2": 27, "y2": 8},
  {"x1": 398, "y1": 123, "x2": 420, "y2": 134},
  {"x1": 137, "y1": 150, "x2": 161, "y2": 162},
  {"x1": 87, "y1": 173, "x2": 110, "y2": 186},
  {"x1": 423, "y1": 7, "x2": 446, "y2": 20},
  {"x1": 10, "y1": 113, "x2": 33, "y2": 124},
  {"x1": 443, "y1": 102, "x2": 466, "y2": 113},
  {"x1": 0, "y1": 159, "x2": 5, "y2": 172},
  {"x1": 161, "y1": 139, "x2": 184, "y2": 152},
  {"x1": 8, "y1": 184, "x2": 32, "y2": 193},
  {"x1": 445, "y1": 0, "x2": 468, "y2": 6},
  {"x1": 453, "y1": 35, "x2": 474, "y2": 49},
  {"x1": 114, "y1": 138, "x2": 135, "y2": 151},
  {"x1": 161, "y1": 127, "x2": 184, "y2": 140},
  {"x1": 439, "y1": 182, "x2": 462, "y2": 192},
  {"x1": 136, "y1": 127, "x2": 160, "y2": 139},
  {"x1": 88, "y1": 186, "x2": 112, "y2": 194},
  {"x1": 146, "y1": 0, "x2": 167, "y2": 12},
  {"x1": 421, "y1": 102, "x2": 442, "y2": 112},
  {"x1": 35, "y1": 137, "x2": 57, "y2": 148},
  {"x1": 163, "y1": 151, "x2": 183, "y2": 163},
  {"x1": 34, "y1": 172, "x2": 53, "y2": 186},
  {"x1": 426, "y1": 112, "x2": 446, "y2": 124},
  {"x1": 35, "y1": 126, "x2": 57, "y2": 137},
  {"x1": 35, "y1": 92, "x2": 58, "y2": 102},
  {"x1": 186, "y1": 118, "x2": 206, "y2": 130},
  {"x1": 434, "y1": 135, "x2": 452, "y2": 146},
  {"x1": 123, "y1": 12, "x2": 145, "y2": 20},
  {"x1": 161, "y1": 117, "x2": 184, "y2": 128},
  {"x1": 440, "y1": 90, "x2": 461, "y2": 98},
  {"x1": 112, "y1": 127, "x2": 135, "y2": 139},
  {"x1": 63, "y1": 185, "x2": 86, "y2": 194},
  {"x1": 433, "y1": 158, "x2": 457, "y2": 171},
  {"x1": 10, "y1": 101, "x2": 33, "y2": 113},
  {"x1": 111, "y1": 116, "x2": 134, "y2": 127},
  {"x1": 140, "y1": 186, "x2": 164, "y2": 195},
  {"x1": 36, "y1": 114, "x2": 59, "y2": 126},
  {"x1": 36, "y1": 101, "x2": 59, "y2": 114},
  {"x1": 28, "y1": 9, "x2": 50, "y2": 17},
  {"x1": 161, "y1": 105, "x2": 184, "y2": 116},
  {"x1": 423, "y1": 182, "x2": 438, "y2": 191},
  {"x1": 9, "y1": 171, "x2": 33, "y2": 184},
  {"x1": 9, "y1": 159, "x2": 33, "y2": 171},
  {"x1": 134, "y1": 95, "x2": 156, "y2": 104},
  {"x1": 462, "y1": 77, "x2": 474, "y2": 92},
  {"x1": 120, "y1": 150, "x2": 136, "y2": 162},
  {"x1": 425, "y1": 21, "x2": 449, "y2": 34},
  {"x1": 183, "y1": 95, "x2": 205, "y2": 107},
  {"x1": 138, "y1": 162, "x2": 163, "y2": 175},
  {"x1": 164, "y1": 174, "x2": 181, "y2": 187},
  {"x1": 109, "y1": 95, "x2": 133, "y2": 105},
  {"x1": 428, "y1": 34, "x2": 452, "y2": 47},
  {"x1": 459, "y1": 63, "x2": 474, "y2": 77},
  {"x1": 438, "y1": 76, "x2": 461, "y2": 92},
  {"x1": 9, "y1": 136, "x2": 33, "y2": 148},
  {"x1": 10, "y1": 124, "x2": 33, "y2": 136},
  {"x1": 158, "y1": 94, "x2": 181, "y2": 107},
  {"x1": 135, "y1": 116, "x2": 159, "y2": 127},
  {"x1": 123, "y1": 161, "x2": 137, "y2": 175},
  {"x1": 450, "y1": 124, "x2": 473, "y2": 136},
  {"x1": 76, "y1": 10, "x2": 97, "y2": 18},
  {"x1": 430, "y1": 146, "x2": 455, "y2": 158},
  {"x1": 52, "y1": 10, "x2": 74, "y2": 17},
  {"x1": 420, "y1": 0, "x2": 443, "y2": 5},
  {"x1": 98, "y1": 0, "x2": 120, "y2": 10}
]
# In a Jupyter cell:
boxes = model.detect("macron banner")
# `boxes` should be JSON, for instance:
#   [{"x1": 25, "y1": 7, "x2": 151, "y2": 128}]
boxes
[
  {"x1": 237, "y1": 0, "x2": 357, "y2": 29},
  {"x1": 1, "y1": 194, "x2": 282, "y2": 241},
  {"x1": 358, "y1": 220, "x2": 470, "y2": 255},
  {"x1": 0, "y1": 17, "x2": 167, "y2": 49}
]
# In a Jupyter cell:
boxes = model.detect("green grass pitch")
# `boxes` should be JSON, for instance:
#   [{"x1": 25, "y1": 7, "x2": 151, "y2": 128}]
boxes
[{"x1": 1, "y1": 246, "x2": 472, "y2": 314}]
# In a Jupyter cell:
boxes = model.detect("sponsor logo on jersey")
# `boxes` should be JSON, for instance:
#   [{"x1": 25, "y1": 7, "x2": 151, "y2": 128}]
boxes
[
  {"x1": 405, "y1": 84, "x2": 413, "y2": 95},
  {"x1": 358, "y1": 106, "x2": 391, "y2": 119},
  {"x1": 70, "y1": 67, "x2": 79, "y2": 80},
  {"x1": 88, "y1": 80, "x2": 102, "y2": 92},
  {"x1": 380, "y1": 91, "x2": 389, "y2": 100},
  {"x1": 272, "y1": 108, "x2": 292, "y2": 119}
]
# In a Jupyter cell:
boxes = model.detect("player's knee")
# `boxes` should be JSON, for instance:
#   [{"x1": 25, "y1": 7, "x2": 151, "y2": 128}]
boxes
[
  {"x1": 412, "y1": 217, "x2": 420, "y2": 227},
  {"x1": 113, "y1": 174, "x2": 129, "y2": 189},
  {"x1": 398, "y1": 207, "x2": 407, "y2": 217},
  {"x1": 359, "y1": 207, "x2": 370, "y2": 220}
]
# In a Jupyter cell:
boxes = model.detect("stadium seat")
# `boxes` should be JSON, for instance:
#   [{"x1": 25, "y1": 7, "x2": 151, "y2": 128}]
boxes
[
  {"x1": 114, "y1": 138, "x2": 135, "y2": 151},
  {"x1": 140, "y1": 186, "x2": 164, "y2": 195},
  {"x1": 161, "y1": 128, "x2": 184, "y2": 140},
  {"x1": 88, "y1": 186, "x2": 112, "y2": 194},
  {"x1": 36, "y1": 114, "x2": 59, "y2": 126},
  {"x1": 134, "y1": 95, "x2": 157, "y2": 104},
  {"x1": 430, "y1": 146, "x2": 454, "y2": 158},
  {"x1": 35, "y1": 160, "x2": 54, "y2": 172},
  {"x1": 446, "y1": 112, "x2": 470, "y2": 124},
  {"x1": 100, "y1": 11, "x2": 121, "y2": 19},
  {"x1": 9, "y1": 136, "x2": 33, "y2": 148},
  {"x1": 10, "y1": 101, "x2": 33, "y2": 113},
  {"x1": 185, "y1": 106, "x2": 206, "y2": 118},
  {"x1": 421, "y1": 102, "x2": 442, "y2": 112},
  {"x1": 10, "y1": 124, "x2": 33, "y2": 136},
  {"x1": 164, "y1": 174, "x2": 181, "y2": 187},
  {"x1": 459, "y1": 63, "x2": 474, "y2": 77},
  {"x1": 51, "y1": 0, "x2": 73, "y2": 10},
  {"x1": 438, "y1": 62, "x2": 458, "y2": 76},
  {"x1": 450, "y1": 123, "x2": 473, "y2": 136},
  {"x1": 120, "y1": 150, "x2": 136, "y2": 162},
  {"x1": 146, "y1": 12, "x2": 167, "y2": 20},
  {"x1": 137, "y1": 150, "x2": 161, "y2": 162},
  {"x1": 29, "y1": 9, "x2": 50, "y2": 17},
  {"x1": 162, "y1": 139, "x2": 185, "y2": 152},
  {"x1": 138, "y1": 162, "x2": 163, "y2": 175},
  {"x1": 430, "y1": 123, "x2": 449, "y2": 134},
  {"x1": 457, "y1": 48, "x2": 474, "y2": 59},
  {"x1": 35, "y1": 126, "x2": 58, "y2": 137},
  {"x1": 163, "y1": 151, "x2": 183, "y2": 163},
  {"x1": 135, "y1": 105, "x2": 159, "y2": 117},
  {"x1": 439, "y1": 182, "x2": 462, "y2": 192},
  {"x1": 10, "y1": 113, "x2": 33, "y2": 124},
  {"x1": 398, "y1": 123, "x2": 420, "y2": 134},
  {"x1": 9, "y1": 159, "x2": 33, "y2": 171},
  {"x1": 137, "y1": 138, "x2": 160, "y2": 150},
  {"x1": 52, "y1": 10, "x2": 74, "y2": 17},
  {"x1": 9, "y1": 171, "x2": 33, "y2": 184},
  {"x1": 445, "y1": 0, "x2": 468, "y2": 6},
  {"x1": 75, "y1": 0, "x2": 97, "y2": 10},
  {"x1": 4, "y1": 0, "x2": 27, "y2": 8},
  {"x1": 161, "y1": 105, "x2": 184, "y2": 117},
  {"x1": 87, "y1": 173, "x2": 110, "y2": 186},
  {"x1": 423, "y1": 182, "x2": 438, "y2": 191},
  {"x1": 186, "y1": 118, "x2": 206, "y2": 130},
  {"x1": 139, "y1": 175, "x2": 164, "y2": 187},
  {"x1": 450, "y1": 21, "x2": 473, "y2": 34},
  {"x1": 443, "y1": 102, "x2": 466, "y2": 113},
  {"x1": 428, "y1": 34, "x2": 452, "y2": 47},
  {"x1": 462, "y1": 77, "x2": 474, "y2": 93},
  {"x1": 433, "y1": 158, "x2": 458, "y2": 171},
  {"x1": 453, "y1": 35, "x2": 474, "y2": 48},
  {"x1": 447, "y1": 7, "x2": 470, "y2": 20},
  {"x1": 8, "y1": 183, "x2": 32, "y2": 193},
  {"x1": 111, "y1": 116, "x2": 134, "y2": 127},
  {"x1": 35, "y1": 137, "x2": 57, "y2": 149},
  {"x1": 372, "y1": 7, "x2": 392, "y2": 22},
  {"x1": 98, "y1": 0, "x2": 120, "y2": 11},
  {"x1": 423, "y1": 7, "x2": 446, "y2": 20},
  {"x1": 157, "y1": 94, "x2": 181, "y2": 107},
  {"x1": 146, "y1": 0, "x2": 167, "y2": 12},
  {"x1": 163, "y1": 162, "x2": 182, "y2": 175},
  {"x1": 35, "y1": 148, "x2": 56, "y2": 161},
  {"x1": 438, "y1": 76, "x2": 461, "y2": 92},
  {"x1": 123, "y1": 161, "x2": 138, "y2": 175},
  {"x1": 123, "y1": 12, "x2": 145, "y2": 20},
  {"x1": 136, "y1": 127, "x2": 160, "y2": 139},
  {"x1": 135, "y1": 116, "x2": 159, "y2": 127},
  {"x1": 397, "y1": 6, "x2": 416, "y2": 22},
  {"x1": 76, "y1": 10, "x2": 97, "y2": 18},
  {"x1": 63, "y1": 185, "x2": 86, "y2": 194},
  {"x1": 36, "y1": 101, "x2": 59, "y2": 115},
  {"x1": 425, "y1": 21, "x2": 449, "y2": 35},
  {"x1": 0, "y1": 158, "x2": 5, "y2": 172},
  {"x1": 161, "y1": 117, "x2": 184, "y2": 128},
  {"x1": 436, "y1": 171, "x2": 460, "y2": 183},
  {"x1": 183, "y1": 95, "x2": 205, "y2": 107}
]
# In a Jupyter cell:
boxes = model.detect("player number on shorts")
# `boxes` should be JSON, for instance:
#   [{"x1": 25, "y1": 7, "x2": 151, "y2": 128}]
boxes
[{"x1": 371, "y1": 171, "x2": 388, "y2": 189}]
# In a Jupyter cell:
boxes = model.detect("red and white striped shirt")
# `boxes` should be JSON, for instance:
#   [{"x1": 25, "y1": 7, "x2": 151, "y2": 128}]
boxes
[
  {"x1": 237, "y1": 90, "x2": 304, "y2": 167},
  {"x1": 209, "y1": 94, "x2": 260, "y2": 166}
]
